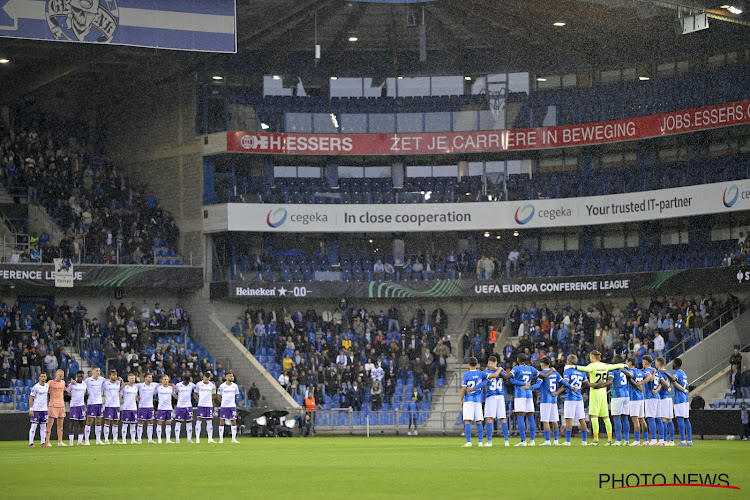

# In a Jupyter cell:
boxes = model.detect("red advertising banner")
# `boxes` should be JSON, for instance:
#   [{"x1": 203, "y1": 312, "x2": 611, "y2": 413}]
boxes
[{"x1": 226, "y1": 99, "x2": 750, "y2": 155}]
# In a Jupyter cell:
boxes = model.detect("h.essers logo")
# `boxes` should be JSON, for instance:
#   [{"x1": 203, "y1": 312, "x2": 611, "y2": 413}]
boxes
[
  {"x1": 266, "y1": 208, "x2": 288, "y2": 228},
  {"x1": 723, "y1": 184, "x2": 739, "y2": 208},
  {"x1": 514, "y1": 203, "x2": 535, "y2": 225}
]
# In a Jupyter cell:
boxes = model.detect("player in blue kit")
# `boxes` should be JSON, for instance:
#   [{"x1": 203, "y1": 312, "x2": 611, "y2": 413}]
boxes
[
  {"x1": 561, "y1": 355, "x2": 588, "y2": 446},
  {"x1": 639, "y1": 355, "x2": 661, "y2": 446},
  {"x1": 510, "y1": 354, "x2": 539, "y2": 446},
  {"x1": 481, "y1": 355, "x2": 515, "y2": 447},
  {"x1": 460, "y1": 357, "x2": 503, "y2": 447},
  {"x1": 660, "y1": 357, "x2": 693, "y2": 446},
  {"x1": 536, "y1": 357, "x2": 571, "y2": 446},
  {"x1": 655, "y1": 357, "x2": 675, "y2": 446},
  {"x1": 623, "y1": 357, "x2": 645, "y2": 446},
  {"x1": 608, "y1": 355, "x2": 631, "y2": 446}
]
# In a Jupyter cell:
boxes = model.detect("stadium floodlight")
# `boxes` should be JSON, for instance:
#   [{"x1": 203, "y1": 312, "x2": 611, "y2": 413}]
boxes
[
  {"x1": 212, "y1": 75, "x2": 223, "y2": 80},
  {"x1": 330, "y1": 113, "x2": 339, "y2": 128},
  {"x1": 260, "y1": 123, "x2": 270, "y2": 130},
  {"x1": 272, "y1": 75, "x2": 281, "y2": 80},
  {"x1": 721, "y1": 4, "x2": 743, "y2": 14},
  {"x1": 424, "y1": 191, "x2": 432, "y2": 200},
  {"x1": 464, "y1": 76, "x2": 472, "y2": 81},
  {"x1": 513, "y1": 230, "x2": 520, "y2": 237},
  {"x1": 0, "y1": 58, "x2": 9, "y2": 64},
  {"x1": 483, "y1": 231, "x2": 490, "y2": 238},
  {"x1": 536, "y1": 77, "x2": 547, "y2": 82},
  {"x1": 348, "y1": 36, "x2": 358, "y2": 42},
  {"x1": 639, "y1": 76, "x2": 650, "y2": 81},
  {"x1": 553, "y1": 21, "x2": 566, "y2": 27},
  {"x1": 330, "y1": 76, "x2": 338, "y2": 80}
]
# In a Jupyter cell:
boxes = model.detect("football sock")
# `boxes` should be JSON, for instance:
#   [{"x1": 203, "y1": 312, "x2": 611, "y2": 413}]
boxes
[
  {"x1": 69, "y1": 433, "x2": 74, "y2": 445},
  {"x1": 622, "y1": 417, "x2": 630, "y2": 442},
  {"x1": 565, "y1": 429, "x2": 572, "y2": 443},
  {"x1": 78, "y1": 432, "x2": 84, "y2": 445},
  {"x1": 175, "y1": 422, "x2": 181, "y2": 440},
  {"x1": 501, "y1": 422, "x2": 509, "y2": 442},
  {"x1": 95, "y1": 425, "x2": 101, "y2": 442},
  {"x1": 166, "y1": 425, "x2": 171, "y2": 440},
  {"x1": 553, "y1": 429, "x2": 559, "y2": 442},
  {"x1": 486, "y1": 422, "x2": 493, "y2": 441},
  {"x1": 39, "y1": 424, "x2": 46, "y2": 444},
  {"x1": 685, "y1": 419, "x2": 692, "y2": 441},
  {"x1": 219, "y1": 426, "x2": 225, "y2": 440},
  {"x1": 84, "y1": 425, "x2": 91, "y2": 442},
  {"x1": 614, "y1": 416, "x2": 622, "y2": 442},
  {"x1": 603, "y1": 418, "x2": 612, "y2": 441},
  {"x1": 231, "y1": 425, "x2": 237, "y2": 439},
  {"x1": 187, "y1": 423, "x2": 193, "y2": 441},
  {"x1": 581, "y1": 430, "x2": 587, "y2": 443},
  {"x1": 147, "y1": 424, "x2": 153, "y2": 441},
  {"x1": 477, "y1": 423, "x2": 484, "y2": 443},
  {"x1": 195, "y1": 421, "x2": 202, "y2": 437},
  {"x1": 658, "y1": 420, "x2": 665, "y2": 441},
  {"x1": 543, "y1": 430, "x2": 550, "y2": 442},
  {"x1": 667, "y1": 421, "x2": 674, "y2": 442},
  {"x1": 591, "y1": 418, "x2": 599, "y2": 440},
  {"x1": 156, "y1": 426, "x2": 162, "y2": 440},
  {"x1": 29, "y1": 423, "x2": 37, "y2": 445},
  {"x1": 111, "y1": 425, "x2": 118, "y2": 440},
  {"x1": 137, "y1": 424, "x2": 143, "y2": 441},
  {"x1": 634, "y1": 431, "x2": 640, "y2": 443},
  {"x1": 677, "y1": 418, "x2": 686, "y2": 441},
  {"x1": 464, "y1": 424, "x2": 471, "y2": 443},
  {"x1": 527, "y1": 416, "x2": 536, "y2": 441},
  {"x1": 517, "y1": 416, "x2": 526, "y2": 442},
  {"x1": 103, "y1": 425, "x2": 110, "y2": 440},
  {"x1": 122, "y1": 425, "x2": 128, "y2": 441},
  {"x1": 130, "y1": 424, "x2": 136, "y2": 441},
  {"x1": 207, "y1": 421, "x2": 213, "y2": 438},
  {"x1": 647, "y1": 417, "x2": 656, "y2": 440}
]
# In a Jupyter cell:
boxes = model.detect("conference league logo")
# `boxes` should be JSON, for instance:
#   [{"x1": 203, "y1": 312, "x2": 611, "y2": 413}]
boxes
[{"x1": 46, "y1": 0, "x2": 119, "y2": 43}]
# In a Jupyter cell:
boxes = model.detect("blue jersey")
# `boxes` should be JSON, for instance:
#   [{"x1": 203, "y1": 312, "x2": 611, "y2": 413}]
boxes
[
  {"x1": 658, "y1": 370, "x2": 671, "y2": 399},
  {"x1": 673, "y1": 369, "x2": 689, "y2": 405},
  {"x1": 611, "y1": 369, "x2": 629, "y2": 399},
  {"x1": 484, "y1": 369, "x2": 504, "y2": 398},
  {"x1": 626, "y1": 368, "x2": 644, "y2": 401},
  {"x1": 644, "y1": 367, "x2": 659, "y2": 400},
  {"x1": 563, "y1": 366, "x2": 586, "y2": 402},
  {"x1": 540, "y1": 369, "x2": 562, "y2": 404},
  {"x1": 462, "y1": 370, "x2": 488, "y2": 403},
  {"x1": 510, "y1": 365, "x2": 538, "y2": 399}
]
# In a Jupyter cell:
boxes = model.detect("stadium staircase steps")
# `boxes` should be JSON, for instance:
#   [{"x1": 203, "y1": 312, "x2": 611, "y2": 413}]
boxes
[
  {"x1": 27, "y1": 202, "x2": 65, "y2": 244},
  {"x1": 0, "y1": 185, "x2": 15, "y2": 204},
  {"x1": 421, "y1": 357, "x2": 465, "y2": 433},
  {"x1": 692, "y1": 366, "x2": 732, "y2": 406},
  {"x1": 184, "y1": 294, "x2": 299, "y2": 410},
  {"x1": 67, "y1": 344, "x2": 96, "y2": 374}
]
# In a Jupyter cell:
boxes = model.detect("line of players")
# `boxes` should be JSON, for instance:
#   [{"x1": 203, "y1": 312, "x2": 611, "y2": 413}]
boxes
[
  {"x1": 27, "y1": 367, "x2": 243, "y2": 447},
  {"x1": 460, "y1": 351, "x2": 693, "y2": 447}
]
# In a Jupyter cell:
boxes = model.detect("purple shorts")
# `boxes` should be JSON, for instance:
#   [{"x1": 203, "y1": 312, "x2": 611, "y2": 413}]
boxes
[
  {"x1": 156, "y1": 409, "x2": 173, "y2": 422},
  {"x1": 196, "y1": 407, "x2": 214, "y2": 419},
  {"x1": 69, "y1": 406, "x2": 86, "y2": 421},
  {"x1": 104, "y1": 407, "x2": 120, "y2": 421},
  {"x1": 137, "y1": 407, "x2": 155, "y2": 421},
  {"x1": 86, "y1": 404, "x2": 103, "y2": 418},
  {"x1": 174, "y1": 407, "x2": 193, "y2": 421},
  {"x1": 30, "y1": 411, "x2": 48, "y2": 424},
  {"x1": 121, "y1": 410, "x2": 138, "y2": 424},
  {"x1": 219, "y1": 407, "x2": 237, "y2": 421}
]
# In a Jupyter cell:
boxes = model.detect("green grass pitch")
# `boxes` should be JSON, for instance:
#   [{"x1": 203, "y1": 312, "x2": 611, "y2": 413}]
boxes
[{"x1": 3, "y1": 438, "x2": 750, "y2": 499}]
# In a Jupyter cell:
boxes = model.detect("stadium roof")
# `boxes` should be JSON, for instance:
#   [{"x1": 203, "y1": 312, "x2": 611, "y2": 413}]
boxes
[{"x1": 0, "y1": 0, "x2": 749, "y2": 103}]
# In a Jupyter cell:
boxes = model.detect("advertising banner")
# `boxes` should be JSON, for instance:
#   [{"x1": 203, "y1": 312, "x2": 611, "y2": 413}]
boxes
[
  {"x1": 0, "y1": 0, "x2": 236, "y2": 53},
  {"x1": 211, "y1": 266, "x2": 750, "y2": 301},
  {"x1": 203, "y1": 179, "x2": 750, "y2": 233},
  {"x1": 0, "y1": 264, "x2": 203, "y2": 289},
  {"x1": 227, "y1": 99, "x2": 750, "y2": 155}
]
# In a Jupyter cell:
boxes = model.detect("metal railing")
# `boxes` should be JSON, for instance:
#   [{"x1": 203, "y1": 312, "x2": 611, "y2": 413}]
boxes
[
  {"x1": 663, "y1": 298, "x2": 748, "y2": 363},
  {"x1": 690, "y1": 341, "x2": 750, "y2": 389}
]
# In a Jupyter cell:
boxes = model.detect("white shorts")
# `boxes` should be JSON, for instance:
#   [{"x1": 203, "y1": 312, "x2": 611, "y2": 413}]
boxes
[
  {"x1": 514, "y1": 397, "x2": 534, "y2": 414},
  {"x1": 540, "y1": 402, "x2": 559, "y2": 422},
  {"x1": 611, "y1": 397, "x2": 629, "y2": 416},
  {"x1": 463, "y1": 401, "x2": 483, "y2": 422},
  {"x1": 658, "y1": 398, "x2": 674, "y2": 419},
  {"x1": 484, "y1": 395, "x2": 506, "y2": 420},
  {"x1": 674, "y1": 402, "x2": 689, "y2": 419},
  {"x1": 629, "y1": 400, "x2": 645, "y2": 418},
  {"x1": 645, "y1": 399, "x2": 659, "y2": 418},
  {"x1": 564, "y1": 400, "x2": 585, "y2": 421}
]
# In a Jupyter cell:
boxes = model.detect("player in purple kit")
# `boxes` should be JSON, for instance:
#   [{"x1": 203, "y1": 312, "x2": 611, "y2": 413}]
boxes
[
  {"x1": 120, "y1": 373, "x2": 139, "y2": 444},
  {"x1": 136, "y1": 373, "x2": 158, "y2": 444},
  {"x1": 84, "y1": 367, "x2": 106, "y2": 445},
  {"x1": 194, "y1": 372, "x2": 217, "y2": 443},
  {"x1": 155, "y1": 375, "x2": 176, "y2": 444},
  {"x1": 217, "y1": 373, "x2": 240, "y2": 443},
  {"x1": 28, "y1": 373, "x2": 51, "y2": 448},
  {"x1": 103, "y1": 370, "x2": 123, "y2": 444},
  {"x1": 174, "y1": 373, "x2": 196, "y2": 443},
  {"x1": 66, "y1": 371, "x2": 87, "y2": 445}
]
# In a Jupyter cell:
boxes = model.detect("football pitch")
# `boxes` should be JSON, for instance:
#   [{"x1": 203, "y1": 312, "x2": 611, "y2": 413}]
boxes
[{"x1": 2, "y1": 437, "x2": 749, "y2": 499}]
